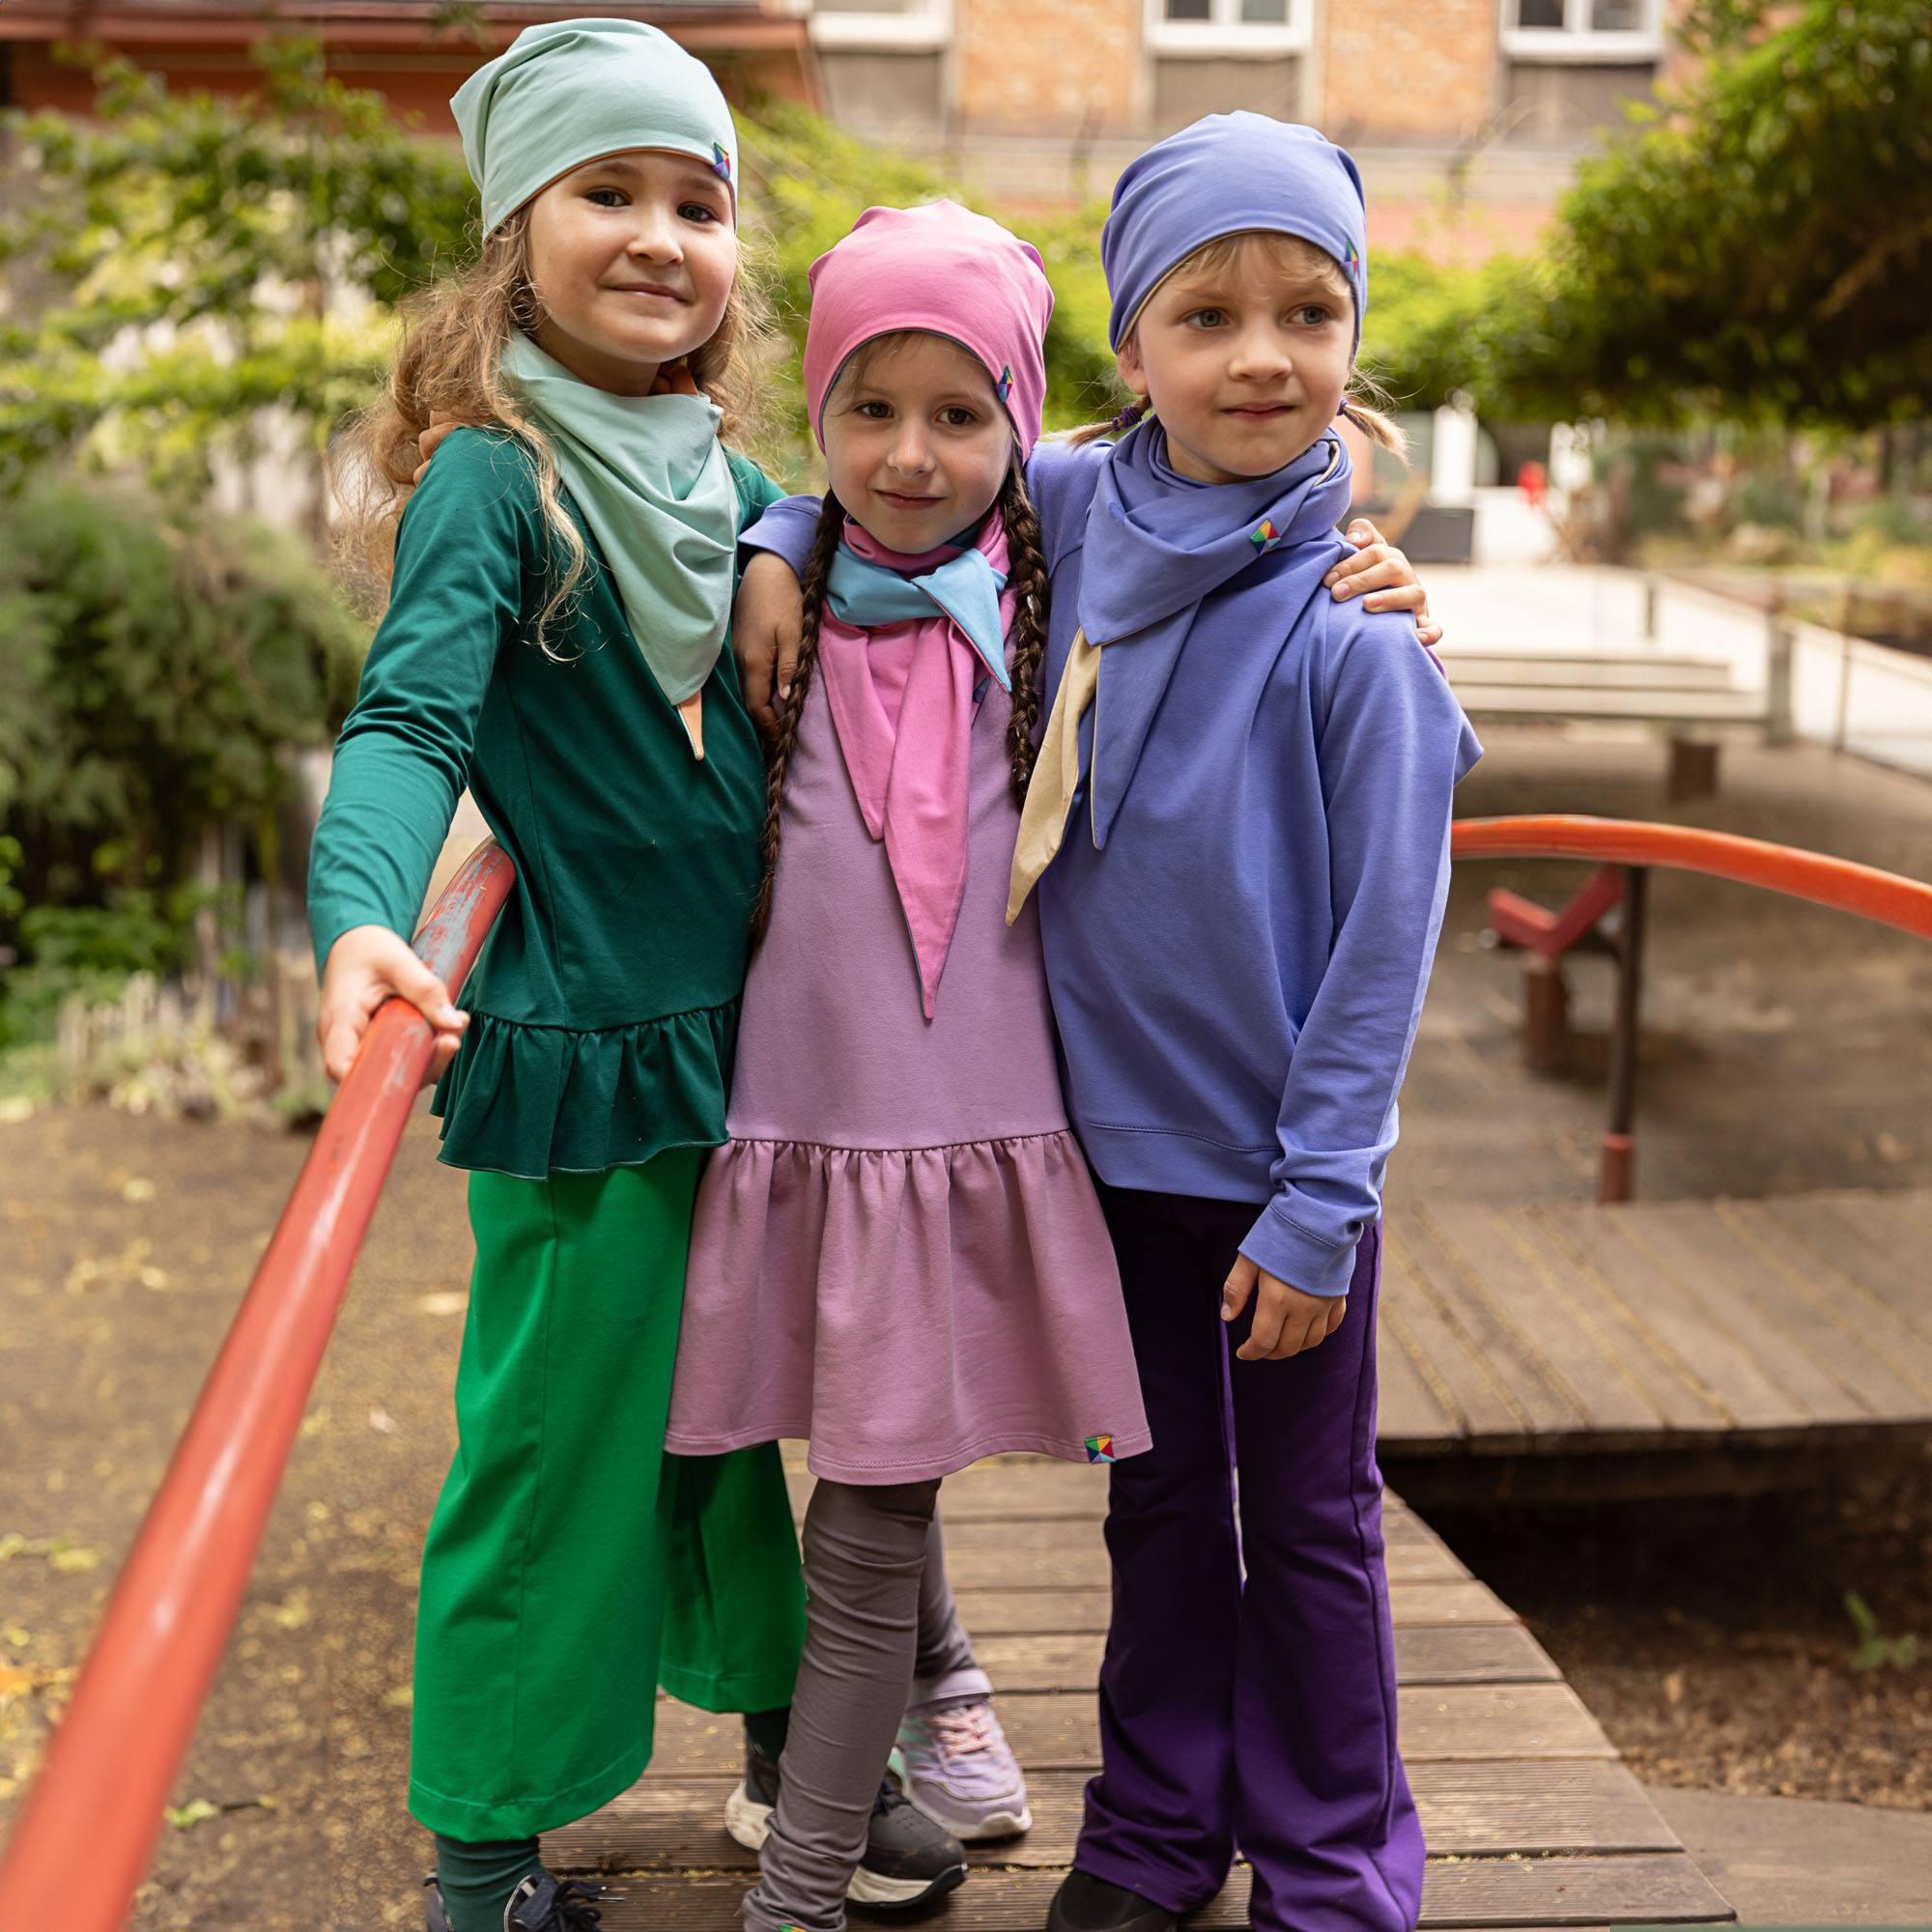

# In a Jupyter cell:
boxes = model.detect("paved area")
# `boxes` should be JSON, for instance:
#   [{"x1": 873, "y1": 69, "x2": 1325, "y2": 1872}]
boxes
[
  {"x1": 1426, "y1": 559, "x2": 1932, "y2": 781},
  {"x1": 1645, "y1": 1786, "x2": 1932, "y2": 1925}
]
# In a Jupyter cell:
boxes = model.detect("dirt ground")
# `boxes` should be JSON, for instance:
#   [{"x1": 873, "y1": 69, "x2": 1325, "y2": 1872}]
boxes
[{"x1": 2, "y1": 733, "x2": 1928, "y2": 1928}]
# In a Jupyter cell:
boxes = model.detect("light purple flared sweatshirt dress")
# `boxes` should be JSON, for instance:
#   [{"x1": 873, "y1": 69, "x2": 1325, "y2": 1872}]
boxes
[{"x1": 665, "y1": 657, "x2": 1151, "y2": 1486}]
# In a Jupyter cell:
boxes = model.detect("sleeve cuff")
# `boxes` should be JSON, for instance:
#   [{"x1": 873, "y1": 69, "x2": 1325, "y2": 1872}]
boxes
[
  {"x1": 307, "y1": 902, "x2": 408, "y2": 980},
  {"x1": 741, "y1": 498, "x2": 821, "y2": 578},
  {"x1": 1239, "y1": 1197, "x2": 1358, "y2": 1297}
]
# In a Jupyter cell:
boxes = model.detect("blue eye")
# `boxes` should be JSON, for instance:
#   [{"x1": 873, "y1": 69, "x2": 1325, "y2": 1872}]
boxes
[
  {"x1": 1188, "y1": 308, "x2": 1228, "y2": 328},
  {"x1": 1294, "y1": 304, "x2": 1332, "y2": 327}
]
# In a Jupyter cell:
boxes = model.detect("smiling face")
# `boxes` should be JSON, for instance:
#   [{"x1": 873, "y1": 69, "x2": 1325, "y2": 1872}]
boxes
[
  {"x1": 523, "y1": 148, "x2": 737, "y2": 396},
  {"x1": 1116, "y1": 231, "x2": 1353, "y2": 486},
  {"x1": 821, "y1": 331, "x2": 1015, "y2": 554}
]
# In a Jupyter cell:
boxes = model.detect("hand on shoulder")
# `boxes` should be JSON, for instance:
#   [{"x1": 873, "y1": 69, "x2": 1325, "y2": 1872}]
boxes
[{"x1": 1322, "y1": 519, "x2": 1442, "y2": 648}]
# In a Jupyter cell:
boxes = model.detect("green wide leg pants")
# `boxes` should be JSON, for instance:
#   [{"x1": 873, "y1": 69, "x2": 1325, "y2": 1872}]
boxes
[{"x1": 408, "y1": 1152, "x2": 807, "y2": 1842}]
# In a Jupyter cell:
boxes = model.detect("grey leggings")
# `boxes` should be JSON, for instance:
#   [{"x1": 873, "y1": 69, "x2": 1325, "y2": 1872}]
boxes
[
  {"x1": 914, "y1": 1506, "x2": 989, "y2": 1703},
  {"x1": 745, "y1": 1479, "x2": 968, "y2": 1932}
]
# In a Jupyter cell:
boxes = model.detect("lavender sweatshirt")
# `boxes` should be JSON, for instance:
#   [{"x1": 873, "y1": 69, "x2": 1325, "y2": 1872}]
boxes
[{"x1": 746, "y1": 434, "x2": 1479, "y2": 1294}]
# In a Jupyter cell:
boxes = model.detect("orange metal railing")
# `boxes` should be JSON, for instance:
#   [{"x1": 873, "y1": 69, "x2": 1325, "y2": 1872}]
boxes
[
  {"x1": 0, "y1": 841, "x2": 514, "y2": 1932},
  {"x1": 1450, "y1": 815, "x2": 1932, "y2": 1202},
  {"x1": 1, "y1": 817, "x2": 1927, "y2": 1930},
  {"x1": 1451, "y1": 815, "x2": 1932, "y2": 940}
]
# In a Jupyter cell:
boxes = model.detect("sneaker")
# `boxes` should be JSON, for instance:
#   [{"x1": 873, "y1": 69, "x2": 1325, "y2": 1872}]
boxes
[
  {"x1": 724, "y1": 1738, "x2": 969, "y2": 1912},
  {"x1": 1044, "y1": 1869, "x2": 1178, "y2": 1932},
  {"x1": 423, "y1": 1869, "x2": 614, "y2": 1932},
  {"x1": 889, "y1": 1694, "x2": 1033, "y2": 1841}
]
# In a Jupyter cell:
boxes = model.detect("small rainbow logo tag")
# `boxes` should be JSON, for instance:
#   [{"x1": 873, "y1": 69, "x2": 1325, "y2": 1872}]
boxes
[
  {"x1": 1085, "y1": 1434, "x2": 1116, "y2": 1464},
  {"x1": 1346, "y1": 243, "x2": 1362, "y2": 285},
  {"x1": 1250, "y1": 519, "x2": 1280, "y2": 551},
  {"x1": 997, "y1": 365, "x2": 1014, "y2": 402},
  {"x1": 711, "y1": 141, "x2": 732, "y2": 183}
]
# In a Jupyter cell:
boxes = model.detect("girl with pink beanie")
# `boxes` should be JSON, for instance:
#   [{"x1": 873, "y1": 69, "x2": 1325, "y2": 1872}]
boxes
[{"x1": 663, "y1": 201, "x2": 1150, "y2": 1932}]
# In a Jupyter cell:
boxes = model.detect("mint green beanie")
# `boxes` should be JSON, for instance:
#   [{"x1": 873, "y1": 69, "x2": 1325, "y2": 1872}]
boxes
[{"x1": 451, "y1": 16, "x2": 738, "y2": 236}]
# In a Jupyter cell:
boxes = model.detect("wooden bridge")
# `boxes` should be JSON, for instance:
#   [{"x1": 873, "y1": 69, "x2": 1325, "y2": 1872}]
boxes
[
  {"x1": 549, "y1": 1456, "x2": 1735, "y2": 1929},
  {"x1": 1377, "y1": 1187, "x2": 1932, "y2": 1503}
]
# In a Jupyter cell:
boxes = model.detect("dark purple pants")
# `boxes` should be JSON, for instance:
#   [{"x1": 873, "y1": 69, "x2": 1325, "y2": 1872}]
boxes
[{"x1": 1077, "y1": 1185, "x2": 1424, "y2": 1932}]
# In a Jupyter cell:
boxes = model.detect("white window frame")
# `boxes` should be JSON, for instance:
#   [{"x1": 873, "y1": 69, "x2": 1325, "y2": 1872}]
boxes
[
  {"x1": 1501, "y1": 0, "x2": 1664, "y2": 63},
  {"x1": 1145, "y1": 0, "x2": 1308, "y2": 59},
  {"x1": 808, "y1": 0, "x2": 952, "y2": 54}
]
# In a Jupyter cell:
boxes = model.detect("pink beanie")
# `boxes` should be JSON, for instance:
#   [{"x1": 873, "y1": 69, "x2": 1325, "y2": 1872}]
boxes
[{"x1": 802, "y1": 201, "x2": 1054, "y2": 459}]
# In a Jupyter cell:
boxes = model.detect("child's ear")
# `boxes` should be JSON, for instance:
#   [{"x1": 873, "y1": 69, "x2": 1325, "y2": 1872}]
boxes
[{"x1": 1114, "y1": 337, "x2": 1149, "y2": 400}]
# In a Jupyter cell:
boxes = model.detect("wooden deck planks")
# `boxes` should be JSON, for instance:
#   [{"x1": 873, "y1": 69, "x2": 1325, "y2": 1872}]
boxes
[
  {"x1": 967, "y1": 1622, "x2": 1563, "y2": 1690},
  {"x1": 641, "y1": 1677, "x2": 1619, "y2": 1776},
  {"x1": 554, "y1": 1459, "x2": 1731, "y2": 1926},
  {"x1": 1417, "y1": 1205, "x2": 1664, "y2": 1442},
  {"x1": 1748, "y1": 1194, "x2": 1932, "y2": 1356},
  {"x1": 1378, "y1": 1187, "x2": 1932, "y2": 1459},
  {"x1": 550, "y1": 1761, "x2": 1674, "y2": 1871},
  {"x1": 588, "y1": 1865, "x2": 1731, "y2": 1930},
  {"x1": 1599, "y1": 1207, "x2": 1873, "y2": 1427},
  {"x1": 1393, "y1": 1215, "x2": 1596, "y2": 1441}
]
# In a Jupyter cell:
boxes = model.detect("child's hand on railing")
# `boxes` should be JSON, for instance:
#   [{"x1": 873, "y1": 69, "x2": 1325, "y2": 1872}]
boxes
[
  {"x1": 1325, "y1": 519, "x2": 1443, "y2": 648},
  {"x1": 1221, "y1": 1256, "x2": 1349, "y2": 1361},
  {"x1": 317, "y1": 924, "x2": 469, "y2": 1086},
  {"x1": 734, "y1": 551, "x2": 808, "y2": 741}
]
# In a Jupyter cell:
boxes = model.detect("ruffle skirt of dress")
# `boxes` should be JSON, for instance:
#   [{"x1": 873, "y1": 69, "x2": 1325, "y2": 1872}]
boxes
[
  {"x1": 431, "y1": 1002, "x2": 740, "y2": 1179},
  {"x1": 665, "y1": 1126, "x2": 1151, "y2": 1484}
]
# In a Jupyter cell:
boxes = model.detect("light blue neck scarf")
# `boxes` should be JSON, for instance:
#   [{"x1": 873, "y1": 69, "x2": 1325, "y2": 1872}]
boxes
[{"x1": 825, "y1": 544, "x2": 1011, "y2": 693}]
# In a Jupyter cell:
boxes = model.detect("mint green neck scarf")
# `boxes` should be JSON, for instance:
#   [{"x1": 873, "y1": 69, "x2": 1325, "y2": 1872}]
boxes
[{"x1": 502, "y1": 333, "x2": 738, "y2": 724}]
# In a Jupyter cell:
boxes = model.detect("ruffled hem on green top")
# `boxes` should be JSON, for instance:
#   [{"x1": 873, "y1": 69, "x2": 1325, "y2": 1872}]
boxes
[{"x1": 430, "y1": 1003, "x2": 741, "y2": 1179}]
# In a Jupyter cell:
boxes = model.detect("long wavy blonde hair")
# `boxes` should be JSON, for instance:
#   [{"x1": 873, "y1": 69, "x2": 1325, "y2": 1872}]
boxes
[{"x1": 334, "y1": 204, "x2": 776, "y2": 653}]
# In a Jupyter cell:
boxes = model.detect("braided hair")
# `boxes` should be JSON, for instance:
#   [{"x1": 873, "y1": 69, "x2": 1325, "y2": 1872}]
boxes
[
  {"x1": 997, "y1": 465, "x2": 1050, "y2": 804},
  {"x1": 750, "y1": 461, "x2": 1054, "y2": 944}
]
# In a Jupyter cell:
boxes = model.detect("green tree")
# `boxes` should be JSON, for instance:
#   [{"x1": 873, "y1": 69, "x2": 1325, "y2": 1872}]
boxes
[
  {"x1": 1488, "y1": 0, "x2": 1931, "y2": 426},
  {"x1": 0, "y1": 40, "x2": 474, "y2": 491},
  {"x1": 0, "y1": 477, "x2": 366, "y2": 901}
]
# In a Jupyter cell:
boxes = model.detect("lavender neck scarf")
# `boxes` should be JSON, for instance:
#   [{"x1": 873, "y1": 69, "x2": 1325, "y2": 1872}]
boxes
[{"x1": 1076, "y1": 422, "x2": 1354, "y2": 847}]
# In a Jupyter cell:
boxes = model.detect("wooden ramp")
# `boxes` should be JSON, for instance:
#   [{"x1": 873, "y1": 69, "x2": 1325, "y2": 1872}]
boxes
[
  {"x1": 1378, "y1": 1188, "x2": 1932, "y2": 1485},
  {"x1": 550, "y1": 1459, "x2": 1733, "y2": 1929}
]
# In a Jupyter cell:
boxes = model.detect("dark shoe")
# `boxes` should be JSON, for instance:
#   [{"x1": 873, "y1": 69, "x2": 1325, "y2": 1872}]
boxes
[
  {"x1": 423, "y1": 1870, "x2": 614, "y2": 1932},
  {"x1": 1045, "y1": 1868, "x2": 1179, "y2": 1932},
  {"x1": 504, "y1": 1872, "x2": 613, "y2": 1931},
  {"x1": 847, "y1": 1782, "x2": 969, "y2": 1913},
  {"x1": 724, "y1": 1736, "x2": 969, "y2": 1912}
]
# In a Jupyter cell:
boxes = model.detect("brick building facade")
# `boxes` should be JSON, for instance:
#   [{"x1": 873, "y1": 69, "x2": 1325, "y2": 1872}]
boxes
[
  {"x1": 0, "y1": 0, "x2": 1686, "y2": 264},
  {"x1": 810, "y1": 0, "x2": 1687, "y2": 255}
]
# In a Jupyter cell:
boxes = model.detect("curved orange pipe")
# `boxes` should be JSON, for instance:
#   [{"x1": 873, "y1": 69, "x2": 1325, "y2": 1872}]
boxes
[
  {"x1": 0, "y1": 842, "x2": 516, "y2": 1932},
  {"x1": 1452, "y1": 815, "x2": 1932, "y2": 941}
]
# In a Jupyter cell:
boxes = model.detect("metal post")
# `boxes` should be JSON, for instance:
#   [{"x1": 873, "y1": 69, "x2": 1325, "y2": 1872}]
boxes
[
  {"x1": 1601, "y1": 865, "x2": 1649, "y2": 1205},
  {"x1": 1833, "y1": 582, "x2": 1855, "y2": 755},
  {"x1": 1765, "y1": 596, "x2": 1796, "y2": 747}
]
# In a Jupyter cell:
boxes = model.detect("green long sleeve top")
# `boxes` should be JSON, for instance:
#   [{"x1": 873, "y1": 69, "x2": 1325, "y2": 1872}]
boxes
[{"x1": 307, "y1": 426, "x2": 784, "y2": 1179}]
